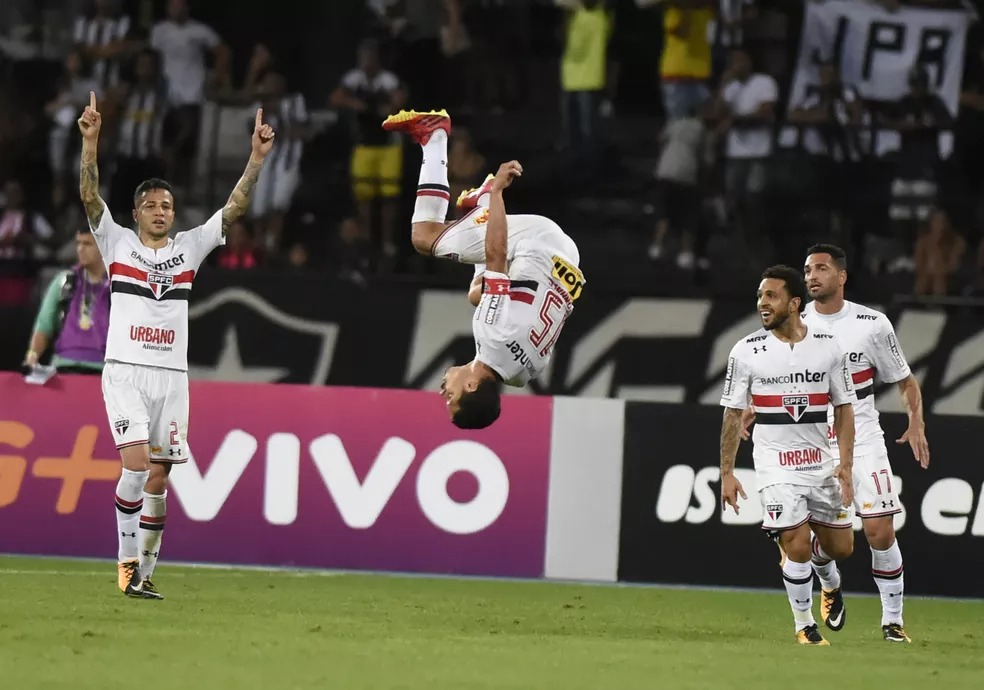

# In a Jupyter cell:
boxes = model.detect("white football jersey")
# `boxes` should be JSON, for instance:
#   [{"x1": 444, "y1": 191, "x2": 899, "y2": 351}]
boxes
[
  {"x1": 90, "y1": 202, "x2": 225, "y2": 371},
  {"x1": 721, "y1": 323, "x2": 857, "y2": 488},
  {"x1": 471, "y1": 239, "x2": 584, "y2": 387},
  {"x1": 803, "y1": 300, "x2": 911, "y2": 450}
]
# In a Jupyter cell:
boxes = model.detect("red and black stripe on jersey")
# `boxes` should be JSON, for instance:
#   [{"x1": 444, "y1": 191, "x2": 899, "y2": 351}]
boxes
[
  {"x1": 852, "y1": 367, "x2": 874, "y2": 399},
  {"x1": 109, "y1": 262, "x2": 194, "y2": 301},
  {"x1": 752, "y1": 392, "x2": 829, "y2": 425}
]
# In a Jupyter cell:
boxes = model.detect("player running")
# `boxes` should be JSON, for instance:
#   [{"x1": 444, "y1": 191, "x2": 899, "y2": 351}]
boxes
[
  {"x1": 77, "y1": 91, "x2": 274, "y2": 599},
  {"x1": 381, "y1": 109, "x2": 585, "y2": 429},
  {"x1": 742, "y1": 245, "x2": 929, "y2": 642},
  {"x1": 720, "y1": 265, "x2": 856, "y2": 646},
  {"x1": 802, "y1": 244, "x2": 926, "y2": 642}
]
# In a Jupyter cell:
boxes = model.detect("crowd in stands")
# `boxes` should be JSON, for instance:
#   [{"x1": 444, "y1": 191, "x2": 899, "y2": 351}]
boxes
[{"x1": 2, "y1": 0, "x2": 983, "y2": 308}]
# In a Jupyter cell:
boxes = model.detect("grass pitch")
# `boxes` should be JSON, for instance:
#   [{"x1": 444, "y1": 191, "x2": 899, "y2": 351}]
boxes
[{"x1": 0, "y1": 556, "x2": 981, "y2": 690}]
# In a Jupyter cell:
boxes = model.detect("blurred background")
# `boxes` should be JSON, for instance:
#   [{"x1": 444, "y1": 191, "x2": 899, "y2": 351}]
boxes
[{"x1": 1, "y1": 0, "x2": 983, "y2": 392}]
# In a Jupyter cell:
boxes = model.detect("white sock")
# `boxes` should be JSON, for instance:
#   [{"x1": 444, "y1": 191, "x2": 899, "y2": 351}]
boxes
[
  {"x1": 872, "y1": 540, "x2": 904, "y2": 626},
  {"x1": 412, "y1": 129, "x2": 449, "y2": 224},
  {"x1": 811, "y1": 533, "x2": 842, "y2": 591},
  {"x1": 138, "y1": 491, "x2": 166, "y2": 580},
  {"x1": 115, "y1": 468, "x2": 148, "y2": 562},
  {"x1": 782, "y1": 558, "x2": 816, "y2": 631}
]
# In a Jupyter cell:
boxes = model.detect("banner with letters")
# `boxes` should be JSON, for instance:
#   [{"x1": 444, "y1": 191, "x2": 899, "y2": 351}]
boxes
[
  {"x1": 617, "y1": 401, "x2": 984, "y2": 598},
  {"x1": 788, "y1": 0, "x2": 972, "y2": 116},
  {"x1": 0, "y1": 372, "x2": 552, "y2": 577}
]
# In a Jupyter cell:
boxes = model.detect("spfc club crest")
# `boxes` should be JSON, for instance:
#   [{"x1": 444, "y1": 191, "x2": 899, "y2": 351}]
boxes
[
  {"x1": 782, "y1": 395, "x2": 809, "y2": 421},
  {"x1": 148, "y1": 272, "x2": 174, "y2": 297},
  {"x1": 766, "y1": 503, "x2": 783, "y2": 521}
]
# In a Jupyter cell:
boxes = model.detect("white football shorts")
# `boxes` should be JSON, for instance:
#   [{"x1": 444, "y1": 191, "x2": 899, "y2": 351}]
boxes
[
  {"x1": 852, "y1": 444, "x2": 901, "y2": 518},
  {"x1": 759, "y1": 482, "x2": 853, "y2": 531},
  {"x1": 101, "y1": 360, "x2": 189, "y2": 463}
]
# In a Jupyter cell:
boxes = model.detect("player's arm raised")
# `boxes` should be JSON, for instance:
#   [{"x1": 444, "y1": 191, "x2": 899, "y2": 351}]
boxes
[
  {"x1": 77, "y1": 91, "x2": 105, "y2": 227},
  {"x1": 221, "y1": 108, "x2": 275, "y2": 236},
  {"x1": 485, "y1": 160, "x2": 522, "y2": 274}
]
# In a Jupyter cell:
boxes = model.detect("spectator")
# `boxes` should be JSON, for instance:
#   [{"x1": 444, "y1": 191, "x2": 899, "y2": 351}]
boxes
[
  {"x1": 787, "y1": 60, "x2": 868, "y2": 161},
  {"x1": 914, "y1": 208, "x2": 965, "y2": 296},
  {"x1": 558, "y1": 0, "x2": 614, "y2": 172},
  {"x1": 109, "y1": 48, "x2": 168, "y2": 221},
  {"x1": 648, "y1": 100, "x2": 707, "y2": 269},
  {"x1": 0, "y1": 179, "x2": 54, "y2": 306},
  {"x1": 659, "y1": 0, "x2": 714, "y2": 121},
  {"x1": 330, "y1": 39, "x2": 407, "y2": 261},
  {"x1": 151, "y1": 0, "x2": 231, "y2": 192},
  {"x1": 45, "y1": 48, "x2": 101, "y2": 211},
  {"x1": 72, "y1": 0, "x2": 135, "y2": 94},
  {"x1": 22, "y1": 226, "x2": 109, "y2": 374},
  {"x1": 249, "y1": 71, "x2": 310, "y2": 254},
  {"x1": 714, "y1": 48, "x2": 777, "y2": 263},
  {"x1": 216, "y1": 218, "x2": 261, "y2": 269},
  {"x1": 881, "y1": 64, "x2": 953, "y2": 273},
  {"x1": 328, "y1": 216, "x2": 371, "y2": 285}
]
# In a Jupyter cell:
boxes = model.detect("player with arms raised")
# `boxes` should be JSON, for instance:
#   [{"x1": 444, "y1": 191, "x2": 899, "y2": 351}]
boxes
[
  {"x1": 381, "y1": 109, "x2": 585, "y2": 429},
  {"x1": 800, "y1": 243, "x2": 927, "y2": 642},
  {"x1": 77, "y1": 91, "x2": 274, "y2": 599},
  {"x1": 720, "y1": 265, "x2": 856, "y2": 646}
]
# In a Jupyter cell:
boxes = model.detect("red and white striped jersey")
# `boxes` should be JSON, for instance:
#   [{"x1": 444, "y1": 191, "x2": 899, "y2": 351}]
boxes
[
  {"x1": 803, "y1": 300, "x2": 911, "y2": 451},
  {"x1": 90, "y1": 202, "x2": 225, "y2": 371},
  {"x1": 721, "y1": 323, "x2": 857, "y2": 488}
]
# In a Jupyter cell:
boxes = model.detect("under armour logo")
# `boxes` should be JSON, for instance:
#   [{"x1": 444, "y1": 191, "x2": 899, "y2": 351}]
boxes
[
  {"x1": 882, "y1": 500, "x2": 894, "y2": 508},
  {"x1": 142, "y1": 550, "x2": 159, "y2": 558},
  {"x1": 795, "y1": 599, "x2": 810, "y2": 604},
  {"x1": 120, "y1": 532, "x2": 136, "y2": 538},
  {"x1": 169, "y1": 448, "x2": 181, "y2": 457},
  {"x1": 888, "y1": 593, "x2": 899, "y2": 597},
  {"x1": 754, "y1": 346, "x2": 767, "y2": 354}
]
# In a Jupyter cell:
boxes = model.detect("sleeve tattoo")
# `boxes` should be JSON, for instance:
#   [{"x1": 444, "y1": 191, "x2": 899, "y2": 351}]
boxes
[
  {"x1": 221, "y1": 157, "x2": 263, "y2": 235},
  {"x1": 79, "y1": 145, "x2": 103, "y2": 227},
  {"x1": 720, "y1": 407, "x2": 743, "y2": 475}
]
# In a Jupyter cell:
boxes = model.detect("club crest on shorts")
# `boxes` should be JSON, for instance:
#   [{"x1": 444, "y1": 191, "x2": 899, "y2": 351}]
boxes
[
  {"x1": 114, "y1": 418, "x2": 130, "y2": 436},
  {"x1": 148, "y1": 272, "x2": 174, "y2": 298},
  {"x1": 766, "y1": 503, "x2": 783, "y2": 521},
  {"x1": 782, "y1": 395, "x2": 809, "y2": 421}
]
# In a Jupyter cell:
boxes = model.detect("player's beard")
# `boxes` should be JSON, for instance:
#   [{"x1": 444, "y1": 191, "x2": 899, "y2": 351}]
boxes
[
  {"x1": 809, "y1": 283, "x2": 836, "y2": 302},
  {"x1": 763, "y1": 310, "x2": 789, "y2": 331}
]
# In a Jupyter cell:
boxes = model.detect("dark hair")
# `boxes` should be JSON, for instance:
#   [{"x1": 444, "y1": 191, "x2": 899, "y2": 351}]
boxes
[
  {"x1": 451, "y1": 378, "x2": 501, "y2": 429},
  {"x1": 805, "y1": 243, "x2": 847, "y2": 271},
  {"x1": 761, "y1": 264, "x2": 807, "y2": 313},
  {"x1": 77, "y1": 225, "x2": 92, "y2": 235},
  {"x1": 133, "y1": 178, "x2": 173, "y2": 208}
]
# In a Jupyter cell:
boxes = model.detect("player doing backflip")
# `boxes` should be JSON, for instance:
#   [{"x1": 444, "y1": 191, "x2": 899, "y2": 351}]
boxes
[
  {"x1": 720, "y1": 265, "x2": 856, "y2": 646},
  {"x1": 78, "y1": 92, "x2": 274, "y2": 598},
  {"x1": 382, "y1": 109, "x2": 585, "y2": 429}
]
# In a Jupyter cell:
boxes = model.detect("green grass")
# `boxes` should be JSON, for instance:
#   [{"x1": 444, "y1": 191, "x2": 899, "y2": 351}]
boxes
[{"x1": 1, "y1": 556, "x2": 981, "y2": 689}]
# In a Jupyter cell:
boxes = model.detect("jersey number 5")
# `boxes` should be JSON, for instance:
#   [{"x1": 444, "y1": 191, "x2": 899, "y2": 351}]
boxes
[{"x1": 529, "y1": 289, "x2": 568, "y2": 357}]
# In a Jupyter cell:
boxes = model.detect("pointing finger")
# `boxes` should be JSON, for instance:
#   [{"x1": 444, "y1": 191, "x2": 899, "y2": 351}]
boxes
[
  {"x1": 90, "y1": 91, "x2": 96, "y2": 110},
  {"x1": 255, "y1": 108, "x2": 263, "y2": 128}
]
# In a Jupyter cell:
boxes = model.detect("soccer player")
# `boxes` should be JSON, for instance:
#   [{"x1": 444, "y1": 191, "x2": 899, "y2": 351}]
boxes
[
  {"x1": 800, "y1": 243, "x2": 927, "y2": 642},
  {"x1": 382, "y1": 109, "x2": 585, "y2": 429},
  {"x1": 77, "y1": 91, "x2": 274, "y2": 599},
  {"x1": 720, "y1": 265, "x2": 856, "y2": 646}
]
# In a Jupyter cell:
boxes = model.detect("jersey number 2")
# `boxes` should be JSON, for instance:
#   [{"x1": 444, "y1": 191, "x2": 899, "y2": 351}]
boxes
[
  {"x1": 169, "y1": 421, "x2": 179, "y2": 446},
  {"x1": 529, "y1": 289, "x2": 567, "y2": 357}
]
